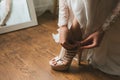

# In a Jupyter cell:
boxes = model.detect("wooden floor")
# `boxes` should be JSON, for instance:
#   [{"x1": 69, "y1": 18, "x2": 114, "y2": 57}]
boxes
[{"x1": 0, "y1": 12, "x2": 120, "y2": 80}]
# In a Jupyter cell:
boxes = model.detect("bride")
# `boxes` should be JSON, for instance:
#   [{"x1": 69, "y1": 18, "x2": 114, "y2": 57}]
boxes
[{"x1": 49, "y1": 0, "x2": 120, "y2": 76}]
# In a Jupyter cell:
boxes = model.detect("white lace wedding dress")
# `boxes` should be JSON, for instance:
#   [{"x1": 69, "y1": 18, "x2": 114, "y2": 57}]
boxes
[{"x1": 53, "y1": 0, "x2": 120, "y2": 75}]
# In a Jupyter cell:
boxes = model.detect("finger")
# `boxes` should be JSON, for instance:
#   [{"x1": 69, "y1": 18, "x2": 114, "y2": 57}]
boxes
[
  {"x1": 61, "y1": 42, "x2": 72, "y2": 49},
  {"x1": 64, "y1": 42, "x2": 77, "y2": 49},
  {"x1": 61, "y1": 43, "x2": 70, "y2": 49},
  {"x1": 61, "y1": 42, "x2": 77, "y2": 50},
  {"x1": 80, "y1": 36, "x2": 92, "y2": 44},
  {"x1": 81, "y1": 40, "x2": 97, "y2": 49}
]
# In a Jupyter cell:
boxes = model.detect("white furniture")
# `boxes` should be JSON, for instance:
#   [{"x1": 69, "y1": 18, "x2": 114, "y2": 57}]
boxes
[{"x1": 0, "y1": 0, "x2": 37, "y2": 34}]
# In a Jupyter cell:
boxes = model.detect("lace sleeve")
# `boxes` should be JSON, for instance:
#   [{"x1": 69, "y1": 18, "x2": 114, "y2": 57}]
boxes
[
  {"x1": 102, "y1": 1, "x2": 120, "y2": 31},
  {"x1": 58, "y1": 0, "x2": 69, "y2": 27}
]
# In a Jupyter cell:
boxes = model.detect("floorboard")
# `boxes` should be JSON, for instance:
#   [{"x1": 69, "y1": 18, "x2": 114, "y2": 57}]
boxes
[{"x1": 0, "y1": 12, "x2": 120, "y2": 80}]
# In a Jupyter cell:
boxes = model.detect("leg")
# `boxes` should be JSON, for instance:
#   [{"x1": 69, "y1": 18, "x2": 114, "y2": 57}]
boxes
[
  {"x1": 49, "y1": 18, "x2": 83, "y2": 70},
  {"x1": 68, "y1": 18, "x2": 82, "y2": 43},
  {"x1": 59, "y1": 18, "x2": 82, "y2": 59},
  {"x1": 69, "y1": 18, "x2": 83, "y2": 65}
]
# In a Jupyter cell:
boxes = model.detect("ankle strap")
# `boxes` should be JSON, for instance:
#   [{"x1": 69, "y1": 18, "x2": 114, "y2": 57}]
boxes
[{"x1": 67, "y1": 50, "x2": 78, "y2": 53}]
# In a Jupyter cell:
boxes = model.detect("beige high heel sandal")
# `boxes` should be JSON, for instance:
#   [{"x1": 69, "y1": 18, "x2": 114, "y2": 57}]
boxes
[
  {"x1": 49, "y1": 49, "x2": 82, "y2": 71},
  {"x1": 76, "y1": 49, "x2": 82, "y2": 66}
]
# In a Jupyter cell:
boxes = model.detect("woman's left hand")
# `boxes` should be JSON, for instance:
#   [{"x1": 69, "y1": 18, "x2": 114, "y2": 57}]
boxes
[{"x1": 80, "y1": 30, "x2": 104, "y2": 49}]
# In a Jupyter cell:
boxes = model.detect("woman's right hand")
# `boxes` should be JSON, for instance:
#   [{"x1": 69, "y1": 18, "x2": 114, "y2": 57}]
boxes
[{"x1": 59, "y1": 26, "x2": 78, "y2": 50}]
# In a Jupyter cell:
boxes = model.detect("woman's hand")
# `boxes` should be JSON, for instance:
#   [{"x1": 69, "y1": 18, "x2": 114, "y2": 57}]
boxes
[
  {"x1": 80, "y1": 30, "x2": 104, "y2": 49},
  {"x1": 59, "y1": 26, "x2": 77, "y2": 50}
]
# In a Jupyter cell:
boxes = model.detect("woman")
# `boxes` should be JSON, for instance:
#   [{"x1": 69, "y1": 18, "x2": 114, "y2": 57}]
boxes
[{"x1": 49, "y1": 0, "x2": 120, "y2": 75}]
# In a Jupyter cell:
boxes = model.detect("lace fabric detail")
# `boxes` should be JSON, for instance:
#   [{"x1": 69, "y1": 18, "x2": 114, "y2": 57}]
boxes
[
  {"x1": 102, "y1": 1, "x2": 120, "y2": 31},
  {"x1": 58, "y1": 0, "x2": 69, "y2": 27}
]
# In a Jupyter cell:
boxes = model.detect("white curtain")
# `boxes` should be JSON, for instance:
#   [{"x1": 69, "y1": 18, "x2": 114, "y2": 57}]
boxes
[{"x1": 33, "y1": 0, "x2": 54, "y2": 16}]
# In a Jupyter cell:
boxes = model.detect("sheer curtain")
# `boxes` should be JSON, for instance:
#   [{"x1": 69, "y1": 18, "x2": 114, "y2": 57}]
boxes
[{"x1": 33, "y1": 0, "x2": 54, "y2": 16}]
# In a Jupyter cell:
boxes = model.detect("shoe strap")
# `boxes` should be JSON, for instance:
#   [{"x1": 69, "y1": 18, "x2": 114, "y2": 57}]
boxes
[{"x1": 62, "y1": 50, "x2": 77, "y2": 61}]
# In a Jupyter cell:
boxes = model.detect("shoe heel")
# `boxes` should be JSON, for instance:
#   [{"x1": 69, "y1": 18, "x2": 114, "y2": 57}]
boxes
[{"x1": 77, "y1": 49, "x2": 83, "y2": 65}]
